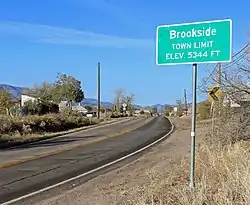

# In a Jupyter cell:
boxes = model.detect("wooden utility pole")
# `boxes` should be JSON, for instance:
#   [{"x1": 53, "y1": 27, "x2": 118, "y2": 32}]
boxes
[
  {"x1": 97, "y1": 62, "x2": 101, "y2": 119},
  {"x1": 184, "y1": 89, "x2": 188, "y2": 116},
  {"x1": 217, "y1": 63, "x2": 221, "y2": 87},
  {"x1": 211, "y1": 63, "x2": 222, "y2": 125},
  {"x1": 217, "y1": 63, "x2": 222, "y2": 113}
]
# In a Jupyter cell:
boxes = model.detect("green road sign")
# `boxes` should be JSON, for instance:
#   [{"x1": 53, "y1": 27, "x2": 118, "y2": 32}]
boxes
[{"x1": 156, "y1": 19, "x2": 232, "y2": 65}]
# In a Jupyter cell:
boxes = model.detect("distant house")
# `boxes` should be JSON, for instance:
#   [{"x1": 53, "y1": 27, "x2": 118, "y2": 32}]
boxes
[
  {"x1": 143, "y1": 109, "x2": 151, "y2": 114},
  {"x1": 223, "y1": 92, "x2": 250, "y2": 108},
  {"x1": 58, "y1": 101, "x2": 69, "y2": 110},
  {"x1": 72, "y1": 105, "x2": 88, "y2": 114},
  {"x1": 58, "y1": 101, "x2": 88, "y2": 114},
  {"x1": 21, "y1": 94, "x2": 37, "y2": 106}
]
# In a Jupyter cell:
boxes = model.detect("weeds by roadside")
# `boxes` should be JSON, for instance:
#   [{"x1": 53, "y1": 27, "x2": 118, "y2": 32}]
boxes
[
  {"x1": 129, "y1": 114, "x2": 250, "y2": 205},
  {"x1": 0, "y1": 112, "x2": 98, "y2": 144}
]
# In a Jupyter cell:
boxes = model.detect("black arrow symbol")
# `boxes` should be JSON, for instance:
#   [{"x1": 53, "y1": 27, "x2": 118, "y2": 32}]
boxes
[
  {"x1": 209, "y1": 91, "x2": 219, "y2": 101},
  {"x1": 212, "y1": 87, "x2": 219, "y2": 94}
]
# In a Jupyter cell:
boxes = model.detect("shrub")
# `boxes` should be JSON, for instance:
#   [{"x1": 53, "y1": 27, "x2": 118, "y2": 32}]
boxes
[
  {"x1": 139, "y1": 110, "x2": 145, "y2": 115},
  {"x1": 23, "y1": 100, "x2": 59, "y2": 115},
  {"x1": 198, "y1": 100, "x2": 211, "y2": 120},
  {"x1": 110, "y1": 112, "x2": 128, "y2": 118},
  {"x1": 0, "y1": 112, "x2": 94, "y2": 136}
]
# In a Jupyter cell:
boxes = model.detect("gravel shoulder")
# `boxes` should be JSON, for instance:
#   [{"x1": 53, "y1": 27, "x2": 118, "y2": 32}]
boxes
[{"x1": 35, "y1": 117, "x2": 210, "y2": 205}]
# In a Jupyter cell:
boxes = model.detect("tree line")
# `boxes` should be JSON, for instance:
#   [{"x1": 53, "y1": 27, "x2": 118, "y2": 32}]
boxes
[{"x1": 0, "y1": 73, "x2": 140, "y2": 116}]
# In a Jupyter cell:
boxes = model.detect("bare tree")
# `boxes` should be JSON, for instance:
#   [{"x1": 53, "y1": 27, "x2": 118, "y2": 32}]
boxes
[
  {"x1": 219, "y1": 45, "x2": 250, "y2": 106},
  {"x1": 113, "y1": 88, "x2": 124, "y2": 113}
]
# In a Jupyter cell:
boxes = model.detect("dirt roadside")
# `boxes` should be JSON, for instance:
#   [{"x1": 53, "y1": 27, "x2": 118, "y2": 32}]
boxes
[{"x1": 35, "y1": 117, "x2": 211, "y2": 205}]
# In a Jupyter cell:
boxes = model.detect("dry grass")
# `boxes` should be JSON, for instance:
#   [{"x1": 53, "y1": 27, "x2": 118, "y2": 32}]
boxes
[
  {"x1": 0, "y1": 114, "x2": 118, "y2": 147},
  {"x1": 130, "y1": 116, "x2": 250, "y2": 205}
]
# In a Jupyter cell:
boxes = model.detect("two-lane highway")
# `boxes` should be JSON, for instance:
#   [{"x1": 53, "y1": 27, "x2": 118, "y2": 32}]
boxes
[
  {"x1": 0, "y1": 116, "x2": 172, "y2": 204},
  {"x1": 0, "y1": 116, "x2": 151, "y2": 167}
]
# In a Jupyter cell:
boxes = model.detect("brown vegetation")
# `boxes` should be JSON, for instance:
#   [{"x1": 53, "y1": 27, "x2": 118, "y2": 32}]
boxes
[{"x1": 0, "y1": 112, "x2": 96, "y2": 143}]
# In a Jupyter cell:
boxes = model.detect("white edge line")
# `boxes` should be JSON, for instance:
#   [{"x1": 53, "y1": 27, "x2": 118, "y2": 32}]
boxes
[
  {"x1": 155, "y1": 18, "x2": 233, "y2": 65},
  {"x1": 1, "y1": 117, "x2": 175, "y2": 205}
]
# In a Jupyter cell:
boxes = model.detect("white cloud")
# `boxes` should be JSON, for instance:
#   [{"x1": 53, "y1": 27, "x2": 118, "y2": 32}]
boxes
[{"x1": 0, "y1": 21, "x2": 154, "y2": 48}]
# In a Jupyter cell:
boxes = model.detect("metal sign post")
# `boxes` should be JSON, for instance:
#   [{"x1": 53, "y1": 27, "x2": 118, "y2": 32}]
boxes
[{"x1": 189, "y1": 63, "x2": 197, "y2": 188}]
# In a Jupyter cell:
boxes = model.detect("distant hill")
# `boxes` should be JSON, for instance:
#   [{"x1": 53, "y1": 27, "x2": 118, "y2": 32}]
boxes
[
  {"x1": 149, "y1": 104, "x2": 172, "y2": 110},
  {"x1": 0, "y1": 84, "x2": 28, "y2": 102},
  {"x1": 80, "y1": 100, "x2": 143, "y2": 109},
  {"x1": 79, "y1": 98, "x2": 113, "y2": 108}
]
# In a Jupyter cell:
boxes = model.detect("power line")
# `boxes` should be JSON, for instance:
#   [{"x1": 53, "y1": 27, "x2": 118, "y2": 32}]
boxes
[
  {"x1": 223, "y1": 43, "x2": 250, "y2": 69},
  {"x1": 199, "y1": 43, "x2": 250, "y2": 89},
  {"x1": 199, "y1": 63, "x2": 219, "y2": 88},
  {"x1": 223, "y1": 52, "x2": 247, "y2": 69}
]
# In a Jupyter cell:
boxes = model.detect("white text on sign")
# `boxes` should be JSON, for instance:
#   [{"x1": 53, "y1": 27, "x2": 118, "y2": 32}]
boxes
[
  {"x1": 170, "y1": 27, "x2": 217, "y2": 39},
  {"x1": 166, "y1": 51, "x2": 220, "y2": 60}
]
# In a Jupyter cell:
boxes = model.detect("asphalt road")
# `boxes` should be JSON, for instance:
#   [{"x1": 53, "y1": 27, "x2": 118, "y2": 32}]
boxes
[
  {"x1": 0, "y1": 116, "x2": 150, "y2": 167},
  {"x1": 0, "y1": 116, "x2": 172, "y2": 204}
]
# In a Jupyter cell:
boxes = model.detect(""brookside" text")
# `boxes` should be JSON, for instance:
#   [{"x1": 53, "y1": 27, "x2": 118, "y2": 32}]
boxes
[{"x1": 170, "y1": 27, "x2": 216, "y2": 39}]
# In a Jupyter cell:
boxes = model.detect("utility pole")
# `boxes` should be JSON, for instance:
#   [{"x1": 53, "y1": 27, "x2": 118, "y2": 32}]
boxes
[
  {"x1": 217, "y1": 63, "x2": 222, "y2": 114},
  {"x1": 217, "y1": 63, "x2": 221, "y2": 87},
  {"x1": 184, "y1": 89, "x2": 188, "y2": 116},
  {"x1": 97, "y1": 62, "x2": 101, "y2": 119}
]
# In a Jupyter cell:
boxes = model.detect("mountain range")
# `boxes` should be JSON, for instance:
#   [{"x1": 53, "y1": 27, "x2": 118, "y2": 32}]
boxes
[{"x1": 0, "y1": 84, "x2": 168, "y2": 109}]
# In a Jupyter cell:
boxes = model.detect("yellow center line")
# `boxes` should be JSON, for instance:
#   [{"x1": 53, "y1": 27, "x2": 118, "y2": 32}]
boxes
[{"x1": 0, "y1": 118, "x2": 153, "y2": 169}]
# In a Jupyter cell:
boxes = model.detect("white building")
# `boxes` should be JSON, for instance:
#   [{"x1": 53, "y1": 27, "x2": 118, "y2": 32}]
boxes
[
  {"x1": 21, "y1": 94, "x2": 37, "y2": 106},
  {"x1": 72, "y1": 105, "x2": 88, "y2": 114},
  {"x1": 223, "y1": 92, "x2": 250, "y2": 108}
]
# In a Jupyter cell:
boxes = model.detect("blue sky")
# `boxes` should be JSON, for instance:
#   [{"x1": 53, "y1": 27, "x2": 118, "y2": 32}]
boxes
[{"x1": 0, "y1": 0, "x2": 249, "y2": 106}]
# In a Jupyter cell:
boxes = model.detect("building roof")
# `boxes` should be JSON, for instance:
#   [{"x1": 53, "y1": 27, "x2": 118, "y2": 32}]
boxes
[{"x1": 72, "y1": 105, "x2": 88, "y2": 112}]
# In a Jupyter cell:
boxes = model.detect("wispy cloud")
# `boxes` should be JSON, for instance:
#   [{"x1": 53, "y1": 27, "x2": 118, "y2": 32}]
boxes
[
  {"x1": 0, "y1": 21, "x2": 154, "y2": 48},
  {"x1": 72, "y1": 0, "x2": 149, "y2": 30}
]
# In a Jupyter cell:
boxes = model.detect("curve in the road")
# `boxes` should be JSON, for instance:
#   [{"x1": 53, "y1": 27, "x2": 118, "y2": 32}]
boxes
[{"x1": 0, "y1": 117, "x2": 174, "y2": 205}]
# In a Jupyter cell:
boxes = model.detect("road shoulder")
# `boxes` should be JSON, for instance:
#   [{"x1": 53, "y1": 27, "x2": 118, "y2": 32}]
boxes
[{"x1": 35, "y1": 117, "x2": 209, "y2": 205}]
